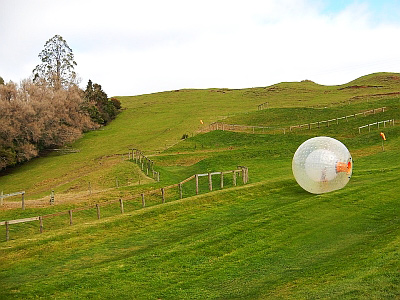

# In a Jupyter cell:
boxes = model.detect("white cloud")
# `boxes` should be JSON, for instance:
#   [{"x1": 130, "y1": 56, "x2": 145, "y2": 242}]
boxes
[{"x1": 1, "y1": 0, "x2": 400, "y2": 95}]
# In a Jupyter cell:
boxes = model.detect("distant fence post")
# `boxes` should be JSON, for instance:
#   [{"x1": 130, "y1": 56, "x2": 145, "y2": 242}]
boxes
[
  {"x1": 5, "y1": 221, "x2": 9, "y2": 241},
  {"x1": 119, "y1": 198, "x2": 124, "y2": 214},
  {"x1": 233, "y1": 171, "x2": 237, "y2": 186},
  {"x1": 39, "y1": 216, "x2": 43, "y2": 233},
  {"x1": 179, "y1": 183, "x2": 183, "y2": 199},
  {"x1": 161, "y1": 188, "x2": 165, "y2": 203},
  {"x1": 96, "y1": 204, "x2": 101, "y2": 219},
  {"x1": 21, "y1": 192, "x2": 25, "y2": 210},
  {"x1": 69, "y1": 210, "x2": 73, "y2": 225},
  {"x1": 0, "y1": 191, "x2": 2, "y2": 206},
  {"x1": 141, "y1": 193, "x2": 145, "y2": 207},
  {"x1": 195, "y1": 175, "x2": 199, "y2": 195},
  {"x1": 50, "y1": 190, "x2": 55, "y2": 204},
  {"x1": 208, "y1": 173, "x2": 212, "y2": 191},
  {"x1": 244, "y1": 167, "x2": 249, "y2": 184},
  {"x1": 220, "y1": 172, "x2": 224, "y2": 189}
]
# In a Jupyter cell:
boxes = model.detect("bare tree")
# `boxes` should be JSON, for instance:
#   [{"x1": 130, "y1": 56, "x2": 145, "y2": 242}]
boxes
[
  {"x1": 33, "y1": 35, "x2": 77, "y2": 90},
  {"x1": 0, "y1": 79, "x2": 97, "y2": 170}
]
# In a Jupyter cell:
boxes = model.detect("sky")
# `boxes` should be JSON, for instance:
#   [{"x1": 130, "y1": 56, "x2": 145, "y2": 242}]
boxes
[{"x1": 1, "y1": 0, "x2": 400, "y2": 96}]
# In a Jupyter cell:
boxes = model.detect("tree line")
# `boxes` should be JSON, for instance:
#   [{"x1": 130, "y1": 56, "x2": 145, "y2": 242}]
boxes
[{"x1": 0, "y1": 35, "x2": 121, "y2": 170}]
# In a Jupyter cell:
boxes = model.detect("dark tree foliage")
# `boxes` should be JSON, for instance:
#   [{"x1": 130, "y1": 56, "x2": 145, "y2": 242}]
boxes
[
  {"x1": 0, "y1": 76, "x2": 4, "y2": 85},
  {"x1": 84, "y1": 80, "x2": 121, "y2": 125}
]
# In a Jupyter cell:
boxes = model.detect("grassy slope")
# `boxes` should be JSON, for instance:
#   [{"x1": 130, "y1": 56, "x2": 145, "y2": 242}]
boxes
[
  {"x1": 1, "y1": 130, "x2": 400, "y2": 299},
  {"x1": 1, "y1": 72, "x2": 400, "y2": 199},
  {"x1": 1, "y1": 72, "x2": 400, "y2": 298}
]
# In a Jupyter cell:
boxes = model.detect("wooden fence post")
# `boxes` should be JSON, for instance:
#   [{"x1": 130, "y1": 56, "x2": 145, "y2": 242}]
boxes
[
  {"x1": 39, "y1": 216, "x2": 43, "y2": 233},
  {"x1": 50, "y1": 190, "x2": 55, "y2": 204},
  {"x1": 161, "y1": 188, "x2": 165, "y2": 203},
  {"x1": 119, "y1": 198, "x2": 124, "y2": 214},
  {"x1": 22, "y1": 192, "x2": 25, "y2": 210},
  {"x1": 141, "y1": 193, "x2": 145, "y2": 207},
  {"x1": 233, "y1": 171, "x2": 237, "y2": 186},
  {"x1": 220, "y1": 172, "x2": 224, "y2": 189},
  {"x1": 179, "y1": 183, "x2": 183, "y2": 199},
  {"x1": 69, "y1": 210, "x2": 73, "y2": 225},
  {"x1": 96, "y1": 204, "x2": 101, "y2": 219},
  {"x1": 5, "y1": 221, "x2": 9, "y2": 241},
  {"x1": 0, "y1": 191, "x2": 3, "y2": 206},
  {"x1": 245, "y1": 168, "x2": 248, "y2": 184},
  {"x1": 208, "y1": 173, "x2": 212, "y2": 191},
  {"x1": 195, "y1": 175, "x2": 199, "y2": 195}
]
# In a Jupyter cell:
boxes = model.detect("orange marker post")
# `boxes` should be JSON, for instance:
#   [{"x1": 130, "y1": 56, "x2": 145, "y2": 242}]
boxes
[{"x1": 380, "y1": 132, "x2": 386, "y2": 151}]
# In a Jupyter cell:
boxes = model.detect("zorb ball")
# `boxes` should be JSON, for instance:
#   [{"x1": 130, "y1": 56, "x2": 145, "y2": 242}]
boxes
[{"x1": 292, "y1": 136, "x2": 352, "y2": 194}]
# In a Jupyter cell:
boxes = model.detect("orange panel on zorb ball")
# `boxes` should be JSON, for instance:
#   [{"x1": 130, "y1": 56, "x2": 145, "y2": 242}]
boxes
[{"x1": 292, "y1": 136, "x2": 352, "y2": 194}]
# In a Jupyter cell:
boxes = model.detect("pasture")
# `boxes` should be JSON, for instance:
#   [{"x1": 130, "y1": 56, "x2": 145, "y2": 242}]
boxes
[{"x1": 1, "y1": 72, "x2": 400, "y2": 299}]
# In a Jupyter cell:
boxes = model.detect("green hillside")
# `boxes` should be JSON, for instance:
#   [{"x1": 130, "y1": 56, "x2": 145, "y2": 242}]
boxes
[
  {"x1": 1, "y1": 72, "x2": 400, "y2": 201},
  {"x1": 1, "y1": 72, "x2": 400, "y2": 298}
]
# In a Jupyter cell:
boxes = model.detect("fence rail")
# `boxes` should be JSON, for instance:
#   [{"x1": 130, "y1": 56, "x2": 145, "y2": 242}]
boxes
[
  {"x1": 358, "y1": 119, "x2": 395, "y2": 133},
  {"x1": 257, "y1": 102, "x2": 269, "y2": 110},
  {"x1": 0, "y1": 167, "x2": 249, "y2": 242},
  {"x1": 204, "y1": 107, "x2": 388, "y2": 135},
  {"x1": 0, "y1": 191, "x2": 25, "y2": 209},
  {"x1": 207, "y1": 122, "x2": 286, "y2": 134},
  {"x1": 130, "y1": 148, "x2": 160, "y2": 181},
  {"x1": 289, "y1": 107, "x2": 387, "y2": 132}
]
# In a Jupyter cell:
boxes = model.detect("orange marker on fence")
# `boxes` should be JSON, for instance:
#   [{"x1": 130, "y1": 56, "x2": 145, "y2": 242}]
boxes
[{"x1": 380, "y1": 132, "x2": 386, "y2": 151}]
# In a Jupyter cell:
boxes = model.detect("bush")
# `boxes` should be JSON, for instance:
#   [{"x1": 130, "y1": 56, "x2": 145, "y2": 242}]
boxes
[
  {"x1": 84, "y1": 81, "x2": 121, "y2": 125},
  {"x1": 110, "y1": 97, "x2": 122, "y2": 110}
]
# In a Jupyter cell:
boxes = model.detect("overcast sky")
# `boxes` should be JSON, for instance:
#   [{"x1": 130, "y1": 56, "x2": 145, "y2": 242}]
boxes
[{"x1": 2, "y1": 0, "x2": 400, "y2": 96}]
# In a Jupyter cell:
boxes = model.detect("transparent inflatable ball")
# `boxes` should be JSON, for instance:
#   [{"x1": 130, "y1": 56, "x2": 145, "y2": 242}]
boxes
[{"x1": 292, "y1": 136, "x2": 352, "y2": 194}]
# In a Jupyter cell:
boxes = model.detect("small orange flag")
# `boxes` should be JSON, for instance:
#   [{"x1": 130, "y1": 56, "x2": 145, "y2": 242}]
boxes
[{"x1": 380, "y1": 132, "x2": 386, "y2": 140}]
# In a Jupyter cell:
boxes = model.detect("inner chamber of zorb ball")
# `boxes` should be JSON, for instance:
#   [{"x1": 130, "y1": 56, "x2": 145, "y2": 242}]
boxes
[{"x1": 292, "y1": 136, "x2": 353, "y2": 194}]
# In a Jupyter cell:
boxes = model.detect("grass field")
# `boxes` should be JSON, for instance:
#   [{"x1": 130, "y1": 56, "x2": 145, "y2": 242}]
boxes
[{"x1": 1, "y1": 72, "x2": 400, "y2": 299}]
